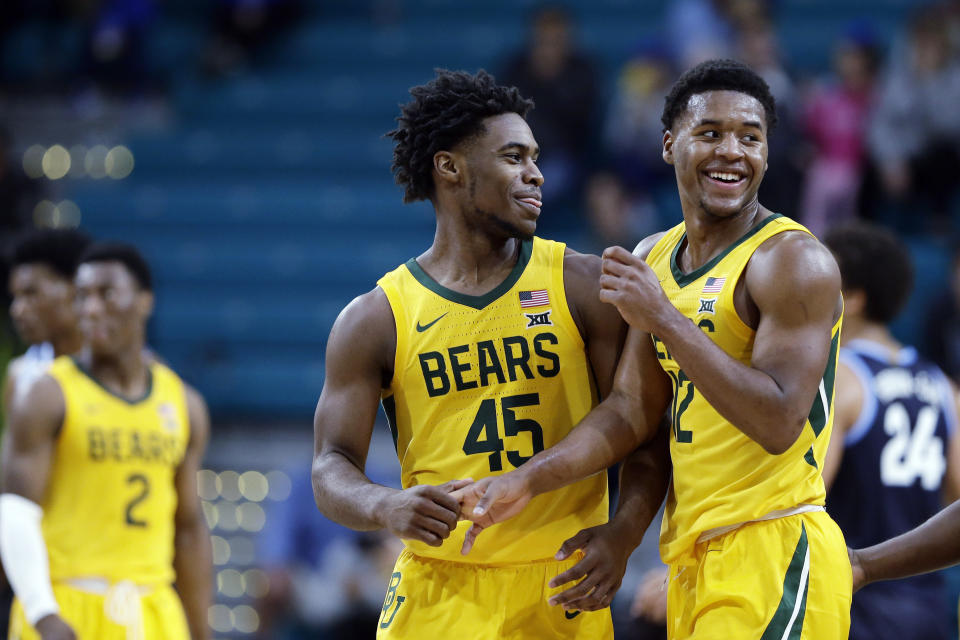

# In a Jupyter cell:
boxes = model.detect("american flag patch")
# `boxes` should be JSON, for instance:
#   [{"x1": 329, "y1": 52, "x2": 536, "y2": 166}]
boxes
[
  {"x1": 702, "y1": 277, "x2": 726, "y2": 294},
  {"x1": 519, "y1": 289, "x2": 549, "y2": 308}
]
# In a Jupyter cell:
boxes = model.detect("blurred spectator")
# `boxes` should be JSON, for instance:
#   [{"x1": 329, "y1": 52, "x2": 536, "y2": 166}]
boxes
[
  {"x1": 202, "y1": 0, "x2": 303, "y2": 77},
  {"x1": 583, "y1": 172, "x2": 659, "y2": 254},
  {"x1": 924, "y1": 246, "x2": 960, "y2": 381},
  {"x1": 81, "y1": 0, "x2": 157, "y2": 95},
  {"x1": 664, "y1": 0, "x2": 736, "y2": 69},
  {"x1": 602, "y1": 39, "x2": 675, "y2": 193},
  {"x1": 257, "y1": 464, "x2": 399, "y2": 640},
  {"x1": 866, "y1": 7, "x2": 960, "y2": 228},
  {"x1": 499, "y1": 4, "x2": 601, "y2": 234},
  {"x1": 798, "y1": 24, "x2": 879, "y2": 236},
  {"x1": 664, "y1": 0, "x2": 769, "y2": 69}
]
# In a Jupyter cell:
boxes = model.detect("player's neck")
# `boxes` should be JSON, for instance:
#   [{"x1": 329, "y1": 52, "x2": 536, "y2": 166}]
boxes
[
  {"x1": 51, "y1": 328, "x2": 84, "y2": 358},
  {"x1": 841, "y1": 318, "x2": 899, "y2": 351},
  {"x1": 679, "y1": 203, "x2": 769, "y2": 272},
  {"x1": 80, "y1": 344, "x2": 150, "y2": 399},
  {"x1": 421, "y1": 222, "x2": 523, "y2": 294}
]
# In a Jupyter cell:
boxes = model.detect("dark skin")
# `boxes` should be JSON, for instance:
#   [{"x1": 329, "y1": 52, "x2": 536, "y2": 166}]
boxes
[
  {"x1": 457, "y1": 92, "x2": 844, "y2": 602},
  {"x1": 3, "y1": 264, "x2": 84, "y2": 411},
  {"x1": 313, "y1": 112, "x2": 641, "y2": 605},
  {"x1": 1, "y1": 262, "x2": 211, "y2": 640}
]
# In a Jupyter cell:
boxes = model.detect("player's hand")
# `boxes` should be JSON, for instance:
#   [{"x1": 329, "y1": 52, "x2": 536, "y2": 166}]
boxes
[
  {"x1": 379, "y1": 479, "x2": 472, "y2": 547},
  {"x1": 599, "y1": 246, "x2": 675, "y2": 334},
  {"x1": 35, "y1": 614, "x2": 77, "y2": 640},
  {"x1": 547, "y1": 524, "x2": 633, "y2": 612},
  {"x1": 630, "y1": 567, "x2": 669, "y2": 624},
  {"x1": 848, "y1": 547, "x2": 867, "y2": 592},
  {"x1": 452, "y1": 472, "x2": 534, "y2": 555}
]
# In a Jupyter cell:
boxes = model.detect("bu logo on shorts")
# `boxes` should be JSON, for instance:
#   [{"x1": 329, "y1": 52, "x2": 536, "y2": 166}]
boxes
[{"x1": 380, "y1": 571, "x2": 405, "y2": 629}]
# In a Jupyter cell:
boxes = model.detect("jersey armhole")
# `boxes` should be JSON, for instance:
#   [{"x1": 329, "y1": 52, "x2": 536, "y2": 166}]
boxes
[
  {"x1": 839, "y1": 349, "x2": 878, "y2": 446},
  {"x1": 553, "y1": 242, "x2": 586, "y2": 350},
  {"x1": 374, "y1": 279, "x2": 404, "y2": 394}
]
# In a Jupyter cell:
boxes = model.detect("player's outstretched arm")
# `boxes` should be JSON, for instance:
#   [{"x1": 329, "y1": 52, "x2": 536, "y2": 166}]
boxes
[
  {"x1": 600, "y1": 230, "x2": 841, "y2": 454},
  {"x1": 312, "y1": 289, "x2": 468, "y2": 546},
  {"x1": 851, "y1": 498, "x2": 960, "y2": 591},
  {"x1": 0, "y1": 375, "x2": 76, "y2": 640},
  {"x1": 458, "y1": 320, "x2": 673, "y2": 551},
  {"x1": 173, "y1": 385, "x2": 212, "y2": 640}
]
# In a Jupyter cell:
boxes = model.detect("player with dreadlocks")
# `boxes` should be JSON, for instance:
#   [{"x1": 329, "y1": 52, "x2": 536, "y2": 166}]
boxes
[{"x1": 311, "y1": 68, "x2": 669, "y2": 638}]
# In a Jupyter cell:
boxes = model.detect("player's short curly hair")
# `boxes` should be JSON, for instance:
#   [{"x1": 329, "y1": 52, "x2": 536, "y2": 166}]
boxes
[
  {"x1": 661, "y1": 59, "x2": 778, "y2": 132},
  {"x1": 9, "y1": 228, "x2": 91, "y2": 279},
  {"x1": 823, "y1": 222, "x2": 913, "y2": 324},
  {"x1": 387, "y1": 69, "x2": 535, "y2": 203},
  {"x1": 80, "y1": 241, "x2": 153, "y2": 291}
]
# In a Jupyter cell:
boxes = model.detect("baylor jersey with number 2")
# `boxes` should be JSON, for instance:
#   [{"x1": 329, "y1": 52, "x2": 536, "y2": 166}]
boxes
[
  {"x1": 646, "y1": 214, "x2": 841, "y2": 565},
  {"x1": 377, "y1": 237, "x2": 608, "y2": 564},
  {"x1": 41, "y1": 356, "x2": 190, "y2": 585}
]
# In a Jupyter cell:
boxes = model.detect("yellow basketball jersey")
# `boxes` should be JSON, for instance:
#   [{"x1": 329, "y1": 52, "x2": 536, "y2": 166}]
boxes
[
  {"x1": 377, "y1": 237, "x2": 608, "y2": 564},
  {"x1": 42, "y1": 356, "x2": 190, "y2": 585},
  {"x1": 645, "y1": 214, "x2": 841, "y2": 565}
]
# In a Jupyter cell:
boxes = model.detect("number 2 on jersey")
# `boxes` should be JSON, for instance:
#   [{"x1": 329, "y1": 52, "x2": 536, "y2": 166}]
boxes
[
  {"x1": 125, "y1": 473, "x2": 150, "y2": 527},
  {"x1": 463, "y1": 393, "x2": 545, "y2": 471},
  {"x1": 668, "y1": 370, "x2": 694, "y2": 443}
]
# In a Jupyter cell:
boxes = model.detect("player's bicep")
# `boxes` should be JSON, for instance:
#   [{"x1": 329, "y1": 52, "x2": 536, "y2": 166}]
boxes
[
  {"x1": 175, "y1": 386, "x2": 210, "y2": 528},
  {"x1": 748, "y1": 237, "x2": 841, "y2": 415},
  {"x1": 1, "y1": 375, "x2": 65, "y2": 502},
  {"x1": 313, "y1": 292, "x2": 392, "y2": 470}
]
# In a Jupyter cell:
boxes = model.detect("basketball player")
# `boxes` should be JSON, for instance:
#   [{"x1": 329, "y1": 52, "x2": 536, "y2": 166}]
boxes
[
  {"x1": 821, "y1": 223, "x2": 960, "y2": 639},
  {"x1": 0, "y1": 243, "x2": 211, "y2": 640},
  {"x1": 457, "y1": 59, "x2": 852, "y2": 637},
  {"x1": 4, "y1": 229, "x2": 90, "y2": 408},
  {"x1": 311, "y1": 69, "x2": 671, "y2": 638}
]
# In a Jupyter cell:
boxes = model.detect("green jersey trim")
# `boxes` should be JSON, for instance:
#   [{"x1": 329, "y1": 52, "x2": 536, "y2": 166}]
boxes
[
  {"x1": 404, "y1": 238, "x2": 533, "y2": 310},
  {"x1": 670, "y1": 213, "x2": 784, "y2": 288}
]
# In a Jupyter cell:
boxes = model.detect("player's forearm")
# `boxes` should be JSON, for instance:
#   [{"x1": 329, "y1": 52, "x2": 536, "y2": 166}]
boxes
[
  {"x1": 174, "y1": 519, "x2": 212, "y2": 640},
  {"x1": 656, "y1": 313, "x2": 807, "y2": 454},
  {"x1": 857, "y1": 500, "x2": 960, "y2": 586},
  {"x1": 608, "y1": 428, "x2": 671, "y2": 549},
  {"x1": 521, "y1": 393, "x2": 649, "y2": 498},
  {"x1": 311, "y1": 449, "x2": 398, "y2": 531}
]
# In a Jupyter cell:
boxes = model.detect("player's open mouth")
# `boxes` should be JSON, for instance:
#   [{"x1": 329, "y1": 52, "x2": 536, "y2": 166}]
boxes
[{"x1": 704, "y1": 170, "x2": 746, "y2": 186}]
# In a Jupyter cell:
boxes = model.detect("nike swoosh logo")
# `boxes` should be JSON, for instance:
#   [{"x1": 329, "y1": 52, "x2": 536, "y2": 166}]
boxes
[
  {"x1": 416, "y1": 312, "x2": 448, "y2": 332},
  {"x1": 564, "y1": 610, "x2": 581, "y2": 620}
]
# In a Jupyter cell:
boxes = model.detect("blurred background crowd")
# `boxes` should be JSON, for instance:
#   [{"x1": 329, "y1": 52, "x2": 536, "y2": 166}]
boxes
[{"x1": 3, "y1": 0, "x2": 960, "y2": 638}]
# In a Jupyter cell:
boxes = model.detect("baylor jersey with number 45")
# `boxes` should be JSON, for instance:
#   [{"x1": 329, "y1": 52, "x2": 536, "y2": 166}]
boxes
[
  {"x1": 41, "y1": 356, "x2": 190, "y2": 585},
  {"x1": 377, "y1": 237, "x2": 608, "y2": 564},
  {"x1": 646, "y1": 214, "x2": 842, "y2": 565}
]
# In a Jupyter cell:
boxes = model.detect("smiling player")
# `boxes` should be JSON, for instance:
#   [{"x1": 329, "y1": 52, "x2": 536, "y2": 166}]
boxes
[
  {"x1": 456, "y1": 59, "x2": 851, "y2": 638},
  {"x1": 308, "y1": 68, "x2": 669, "y2": 639}
]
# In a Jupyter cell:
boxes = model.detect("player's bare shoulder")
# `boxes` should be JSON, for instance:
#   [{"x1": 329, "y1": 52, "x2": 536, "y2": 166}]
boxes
[
  {"x1": 632, "y1": 231, "x2": 669, "y2": 261},
  {"x1": 746, "y1": 229, "x2": 842, "y2": 316},
  {"x1": 325, "y1": 286, "x2": 396, "y2": 381}
]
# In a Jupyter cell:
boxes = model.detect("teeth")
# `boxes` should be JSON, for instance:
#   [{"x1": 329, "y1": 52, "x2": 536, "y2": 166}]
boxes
[{"x1": 708, "y1": 171, "x2": 742, "y2": 182}]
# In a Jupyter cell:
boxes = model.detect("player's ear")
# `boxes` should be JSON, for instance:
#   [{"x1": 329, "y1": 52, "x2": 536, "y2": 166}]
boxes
[
  {"x1": 434, "y1": 150, "x2": 461, "y2": 186},
  {"x1": 138, "y1": 290, "x2": 155, "y2": 318},
  {"x1": 662, "y1": 131, "x2": 675, "y2": 165}
]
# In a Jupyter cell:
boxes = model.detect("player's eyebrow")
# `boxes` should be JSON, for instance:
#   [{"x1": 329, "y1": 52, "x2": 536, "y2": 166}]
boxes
[
  {"x1": 694, "y1": 118, "x2": 763, "y2": 130},
  {"x1": 497, "y1": 142, "x2": 541, "y2": 157}
]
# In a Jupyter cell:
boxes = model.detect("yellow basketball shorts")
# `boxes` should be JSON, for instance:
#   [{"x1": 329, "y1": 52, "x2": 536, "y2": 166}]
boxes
[
  {"x1": 666, "y1": 510, "x2": 851, "y2": 640},
  {"x1": 9, "y1": 582, "x2": 190, "y2": 640},
  {"x1": 376, "y1": 549, "x2": 613, "y2": 639}
]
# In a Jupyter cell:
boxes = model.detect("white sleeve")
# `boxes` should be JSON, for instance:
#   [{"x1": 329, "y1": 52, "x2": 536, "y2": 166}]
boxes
[{"x1": 0, "y1": 494, "x2": 59, "y2": 625}]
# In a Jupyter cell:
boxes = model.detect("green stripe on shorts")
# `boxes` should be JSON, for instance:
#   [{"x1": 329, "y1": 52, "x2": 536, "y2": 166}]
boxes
[{"x1": 760, "y1": 523, "x2": 810, "y2": 640}]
